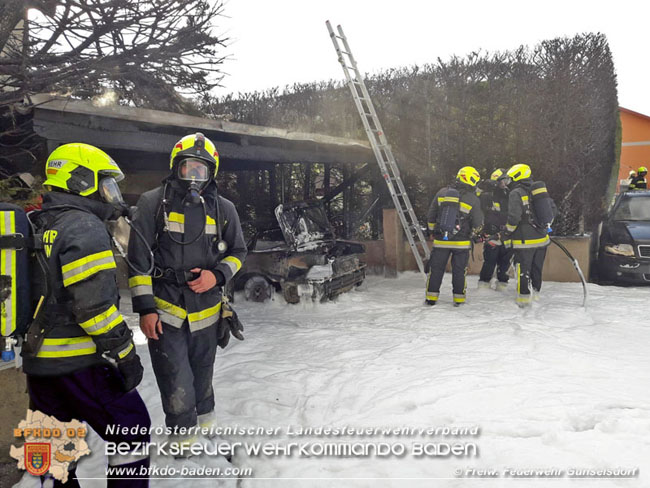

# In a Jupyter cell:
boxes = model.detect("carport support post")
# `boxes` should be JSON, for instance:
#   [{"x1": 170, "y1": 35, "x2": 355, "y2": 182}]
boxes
[
  {"x1": 383, "y1": 208, "x2": 405, "y2": 277},
  {"x1": 269, "y1": 166, "x2": 278, "y2": 208}
]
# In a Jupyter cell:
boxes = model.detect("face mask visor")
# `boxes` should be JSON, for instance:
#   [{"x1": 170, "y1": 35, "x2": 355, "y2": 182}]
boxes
[
  {"x1": 177, "y1": 158, "x2": 210, "y2": 183},
  {"x1": 98, "y1": 176, "x2": 125, "y2": 205},
  {"x1": 497, "y1": 176, "x2": 511, "y2": 189}
]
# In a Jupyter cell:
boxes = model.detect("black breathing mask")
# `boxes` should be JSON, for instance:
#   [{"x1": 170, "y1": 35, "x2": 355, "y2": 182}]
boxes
[{"x1": 177, "y1": 158, "x2": 211, "y2": 206}]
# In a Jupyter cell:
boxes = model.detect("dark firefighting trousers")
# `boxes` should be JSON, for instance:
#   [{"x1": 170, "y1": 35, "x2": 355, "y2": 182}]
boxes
[
  {"x1": 479, "y1": 243, "x2": 513, "y2": 284},
  {"x1": 426, "y1": 247, "x2": 469, "y2": 304},
  {"x1": 514, "y1": 247, "x2": 547, "y2": 304},
  {"x1": 27, "y1": 364, "x2": 150, "y2": 488},
  {"x1": 148, "y1": 320, "x2": 218, "y2": 429}
]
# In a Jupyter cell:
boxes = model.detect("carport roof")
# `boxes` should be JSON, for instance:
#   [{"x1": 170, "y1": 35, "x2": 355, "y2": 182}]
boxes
[{"x1": 30, "y1": 94, "x2": 373, "y2": 172}]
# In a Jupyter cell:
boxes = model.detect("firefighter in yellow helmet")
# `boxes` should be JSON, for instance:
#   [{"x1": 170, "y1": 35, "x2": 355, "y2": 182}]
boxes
[
  {"x1": 127, "y1": 133, "x2": 247, "y2": 447},
  {"x1": 425, "y1": 166, "x2": 483, "y2": 306},
  {"x1": 502, "y1": 163, "x2": 557, "y2": 307},
  {"x1": 25, "y1": 143, "x2": 150, "y2": 485},
  {"x1": 629, "y1": 166, "x2": 647, "y2": 190}
]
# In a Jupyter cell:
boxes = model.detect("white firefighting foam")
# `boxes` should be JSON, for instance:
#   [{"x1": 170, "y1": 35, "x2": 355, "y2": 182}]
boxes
[{"x1": 14, "y1": 273, "x2": 650, "y2": 487}]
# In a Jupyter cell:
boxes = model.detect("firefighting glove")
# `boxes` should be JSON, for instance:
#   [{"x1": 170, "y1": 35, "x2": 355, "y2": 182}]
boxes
[
  {"x1": 217, "y1": 301, "x2": 244, "y2": 349},
  {"x1": 100, "y1": 328, "x2": 143, "y2": 392},
  {"x1": 117, "y1": 352, "x2": 144, "y2": 393}
]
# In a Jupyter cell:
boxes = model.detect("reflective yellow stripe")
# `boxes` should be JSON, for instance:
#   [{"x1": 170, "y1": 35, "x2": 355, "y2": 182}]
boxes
[
  {"x1": 433, "y1": 240, "x2": 471, "y2": 249},
  {"x1": 154, "y1": 297, "x2": 186, "y2": 328},
  {"x1": 493, "y1": 202, "x2": 501, "y2": 210},
  {"x1": 459, "y1": 202, "x2": 472, "y2": 213},
  {"x1": 188, "y1": 302, "x2": 221, "y2": 322},
  {"x1": 438, "y1": 196, "x2": 459, "y2": 203},
  {"x1": 433, "y1": 240, "x2": 470, "y2": 246},
  {"x1": 222, "y1": 256, "x2": 242, "y2": 274},
  {"x1": 166, "y1": 212, "x2": 185, "y2": 234},
  {"x1": 453, "y1": 294, "x2": 466, "y2": 303},
  {"x1": 79, "y1": 304, "x2": 122, "y2": 335},
  {"x1": 1, "y1": 211, "x2": 17, "y2": 336},
  {"x1": 506, "y1": 224, "x2": 516, "y2": 232},
  {"x1": 427, "y1": 223, "x2": 435, "y2": 230},
  {"x1": 128, "y1": 276, "x2": 152, "y2": 287},
  {"x1": 153, "y1": 297, "x2": 187, "y2": 319},
  {"x1": 36, "y1": 336, "x2": 97, "y2": 358},
  {"x1": 167, "y1": 212, "x2": 219, "y2": 234},
  {"x1": 168, "y1": 212, "x2": 184, "y2": 223},
  {"x1": 205, "y1": 215, "x2": 217, "y2": 235},
  {"x1": 117, "y1": 342, "x2": 133, "y2": 359},
  {"x1": 129, "y1": 275, "x2": 153, "y2": 297},
  {"x1": 61, "y1": 250, "x2": 116, "y2": 287},
  {"x1": 531, "y1": 187, "x2": 547, "y2": 196},
  {"x1": 188, "y1": 302, "x2": 222, "y2": 332},
  {"x1": 521, "y1": 195, "x2": 529, "y2": 203},
  {"x1": 426, "y1": 294, "x2": 439, "y2": 301},
  {"x1": 511, "y1": 235, "x2": 550, "y2": 248}
]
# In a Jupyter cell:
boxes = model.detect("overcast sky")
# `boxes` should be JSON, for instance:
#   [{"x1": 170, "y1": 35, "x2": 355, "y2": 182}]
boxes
[{"x1": 215, "y1": 0, "x2": 648, "y2": 116}]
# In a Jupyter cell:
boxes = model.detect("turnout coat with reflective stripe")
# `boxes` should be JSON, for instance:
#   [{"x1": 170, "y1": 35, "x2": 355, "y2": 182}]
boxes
[
  {"x1": 23, "y1": 192, "x2": 136, "y2": 376},
  {"x1": 505, "y1": 179, "x2": 557, "y2": 249},
  {"x1": 427, "y1": 186, "x2": 483, "y2": 249},
  {"x1": 127, "y1": 180, "x2": 247, "y2": 332}
]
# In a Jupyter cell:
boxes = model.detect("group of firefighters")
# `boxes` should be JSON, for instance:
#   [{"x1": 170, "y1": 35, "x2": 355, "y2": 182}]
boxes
[
  {"x1": 425, "y1": 163, "x2": 557, "y2": 308},
  {"x1": 7, "y1": 131, "x2": 646, "y2": 486},
  {"x1": 627, "y1": 166, "x2": 648, "y2": 190}
]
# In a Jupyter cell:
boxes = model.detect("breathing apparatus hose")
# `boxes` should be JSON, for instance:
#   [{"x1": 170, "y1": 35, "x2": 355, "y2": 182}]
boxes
[
  {"x1": 160, "y1": 182, "x2": 208, "y2": 246},
  {"x1": 110, "y1": 215, "x2": 155, "y2": 276}
]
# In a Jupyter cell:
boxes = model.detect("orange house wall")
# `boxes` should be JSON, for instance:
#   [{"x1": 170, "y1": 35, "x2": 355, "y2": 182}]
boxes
[{"x1": 619, "y1": 108, "x2": 650, "y2": 187}]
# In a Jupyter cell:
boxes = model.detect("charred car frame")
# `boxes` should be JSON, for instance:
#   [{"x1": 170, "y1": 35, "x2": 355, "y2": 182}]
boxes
[{"x1": 235, "y1": 201, "x2": 366, "y2": 303}]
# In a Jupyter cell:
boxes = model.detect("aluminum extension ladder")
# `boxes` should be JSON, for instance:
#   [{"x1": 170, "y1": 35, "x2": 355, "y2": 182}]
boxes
[{"x1": 326, "y1": 20, "x2": 430, "y2": 274}]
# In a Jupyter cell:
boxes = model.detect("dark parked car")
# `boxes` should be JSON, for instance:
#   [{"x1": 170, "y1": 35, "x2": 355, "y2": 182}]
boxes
[
  {"x1": 592, "y1": 190, "x2": 650, "y2": 284},
  {"x1": 235, "y1": 201, "x2": 366, "y2": 303}
]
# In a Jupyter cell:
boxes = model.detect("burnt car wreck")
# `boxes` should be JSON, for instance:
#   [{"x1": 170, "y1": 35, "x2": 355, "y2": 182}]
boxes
[{"x1": 235, "y1": 201, "x2": 366, "y2": 303}]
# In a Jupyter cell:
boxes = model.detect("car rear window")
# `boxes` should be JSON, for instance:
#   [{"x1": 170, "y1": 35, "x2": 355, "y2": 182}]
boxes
[{"x1": 613, "y1": 196, "x2": 650, "y2": 221}]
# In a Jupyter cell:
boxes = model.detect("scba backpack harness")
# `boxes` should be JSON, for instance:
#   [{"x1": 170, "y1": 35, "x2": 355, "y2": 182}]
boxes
[
  {"x1": 0, "y1": 203, "x2": 33, "y2": 350},
  {"x1": 0, "y1": 203, "x2": 87, "y2": 362},
  {"x1": 525, "y1": 181, "x2": 554, "y2": 233},
  {"x1": 436, "y1": 187, "x2": 461, "y2": 241}
]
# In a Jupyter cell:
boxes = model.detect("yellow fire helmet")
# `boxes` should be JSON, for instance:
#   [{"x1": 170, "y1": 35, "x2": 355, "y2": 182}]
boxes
[
  {"x1": 43, "y1": 143, "x2": 124, "y2": 197},
  {"x1": 638, "y1": 166, "x2": 648, "y2": 175},
  {"x1": 456, "y1": 166, "x2": 481, "y2": 187},
  {"x1": 507, "y1": 163, "x2": 532, "y2": 182},
  {"x1": 490, "y1": 168, "x2": 506, "y2": 181},
  {"x1": 170, "y1": 132, "x2": 219, "y2": 177}
]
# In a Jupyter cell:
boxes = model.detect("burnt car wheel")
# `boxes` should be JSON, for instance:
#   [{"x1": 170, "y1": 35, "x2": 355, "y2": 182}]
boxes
[
  {"x1": 282, "y1": 283, "x2": 301, "y2": 304},
  {"x1": 244, "y1": 275, "x2": 273, "y2": 302}
]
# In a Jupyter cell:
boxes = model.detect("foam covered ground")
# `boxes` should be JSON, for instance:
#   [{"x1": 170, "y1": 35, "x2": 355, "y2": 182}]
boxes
[{"x1": 14, "y1": 273, "x2": 650, "y2": 487}]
